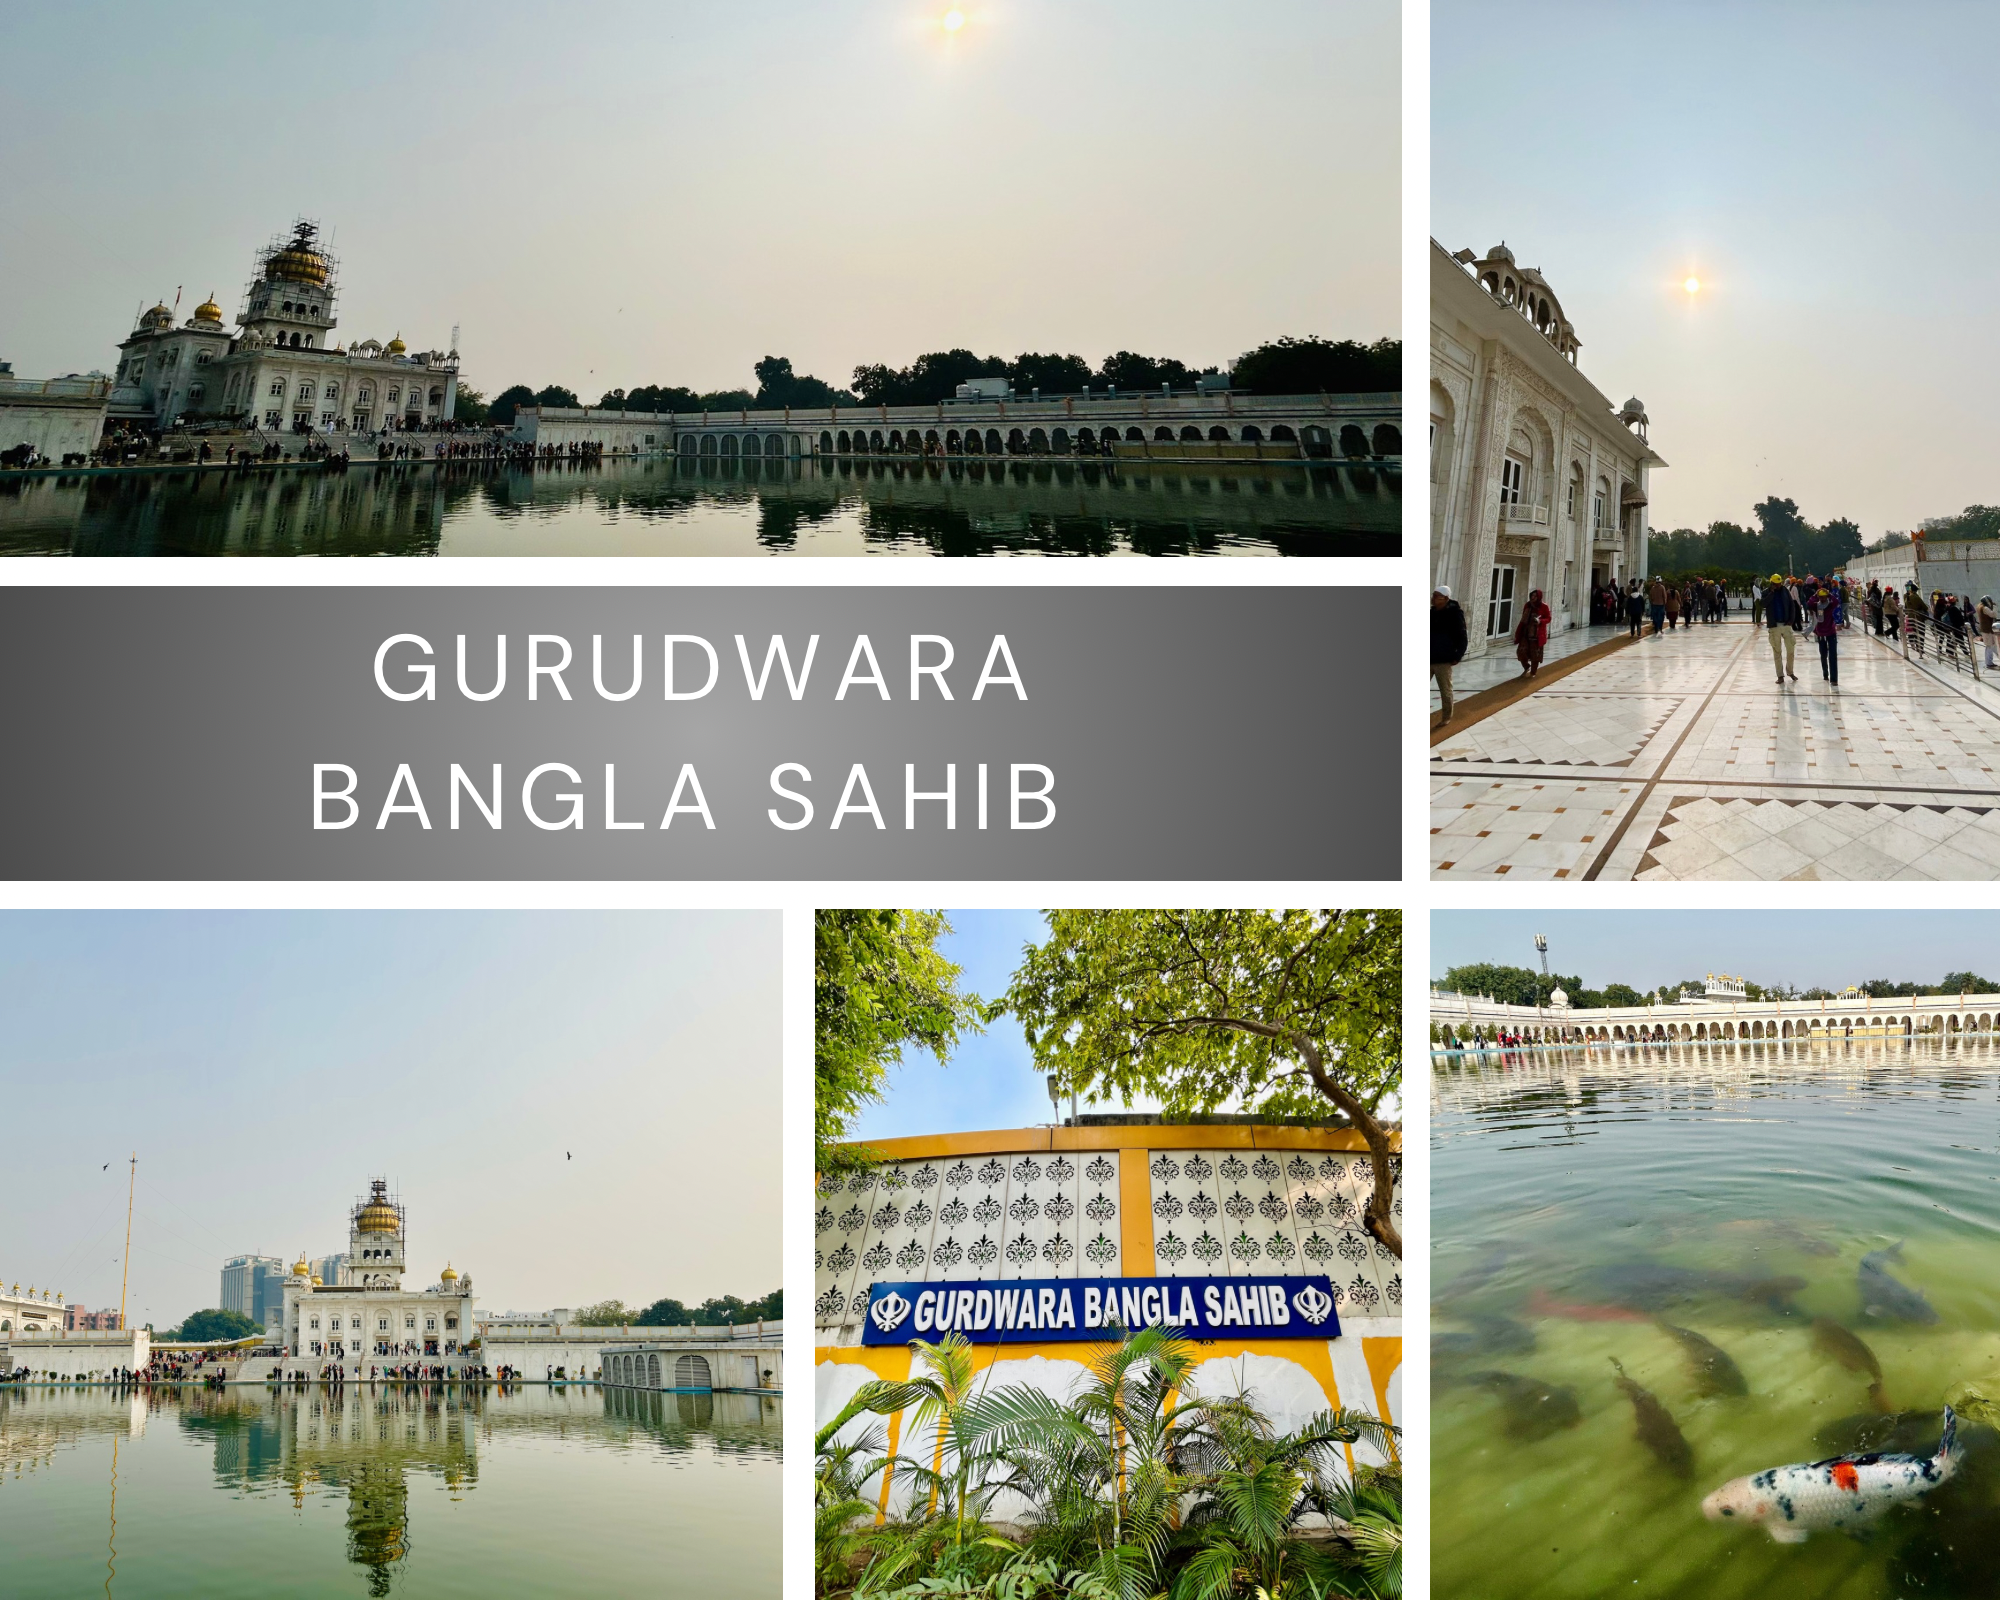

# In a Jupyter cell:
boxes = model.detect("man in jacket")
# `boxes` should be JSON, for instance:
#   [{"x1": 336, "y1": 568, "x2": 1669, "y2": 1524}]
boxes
[
  {"x1": 1763, "y1": 572, "x2": 1801, "y2": 684},
  {"x1": 1432, "y1": 585, "x2": 1468, "y2": 728},
  {"x1": 1647, "y1": 576, "x2": 1668, "y2": 637}
]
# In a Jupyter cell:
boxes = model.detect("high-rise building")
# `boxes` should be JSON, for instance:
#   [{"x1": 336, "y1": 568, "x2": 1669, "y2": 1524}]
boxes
[{"x1": 220, "y1": 1254, "x2": 283, "y2": 1321}]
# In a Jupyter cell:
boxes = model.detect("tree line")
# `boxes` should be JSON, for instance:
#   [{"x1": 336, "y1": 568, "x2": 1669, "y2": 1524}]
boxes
[
  {"x1": 1646, "y1": 495, "x2": 1866, "y2": 586},
  {"x1": 573, "y1": 1288, "x2": 781, "y2": 1327},
  {"x1": 465, "y1": 336, "x2": 1398, "y2": 426},
  {"x1": 1440, "y1": 961, "x2": 1999, "y2": 1009}
]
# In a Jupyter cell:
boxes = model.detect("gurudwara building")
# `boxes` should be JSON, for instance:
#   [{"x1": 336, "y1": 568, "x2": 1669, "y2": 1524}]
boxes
[
  {"x1": 1431, "y1": 239, "x2": 1666, "y2": 659},
  {"x1": 276, "y1": 1179, "x2": 478, "y2": 1377},
  {"x1": 817, "y1": 1118, "x2": 1401, "y2": 1520},
  {"x1": 106, "y1": 221, "x2": 458, "y2": 435}
]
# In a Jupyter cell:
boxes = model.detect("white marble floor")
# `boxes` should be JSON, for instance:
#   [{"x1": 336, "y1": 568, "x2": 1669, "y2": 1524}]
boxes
[
  {"x1": 1431, "y1": 621, "x2": 2000, "y2": 879},
  {"x1": 1431, "y1": 621, "x2": 1641, "y2": 707}
]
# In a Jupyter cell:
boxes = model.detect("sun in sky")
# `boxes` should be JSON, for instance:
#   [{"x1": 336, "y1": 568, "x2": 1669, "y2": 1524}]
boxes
[
  {"x1": 943, "y1": 7, "x2": 965, "y2": 30},
  {"x1": 1683, "y1": 275, "x2": 1702, "y2": 295}
]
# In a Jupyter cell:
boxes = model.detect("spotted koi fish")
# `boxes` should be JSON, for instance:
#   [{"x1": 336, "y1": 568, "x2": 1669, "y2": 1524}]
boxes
[{"x1": 1700, "y1": 1406, "x2": 1958, "y2": 1543}]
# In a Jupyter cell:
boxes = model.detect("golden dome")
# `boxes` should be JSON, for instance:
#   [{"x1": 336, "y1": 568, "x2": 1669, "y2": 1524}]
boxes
[
  {"x1": 265, "y1": 245, "x2": 329, "y2": 287},
  {"x1": 439, "y1": 1264, "x2": 458, "y2": 1282},
  {"x1": 193, "y1": 293, "x2": 223, "y2": 325},
  {"x1": 356, "y1": 1198, "x2": 399, "y2": 1233},
  {"x1": 385, "y1": 334, "x2": 406, "y2": 355},
  {"x1": 310, "y1": 1274, "x2": 323, "y2": 1287},
  {"x1": 293, "y1": 1256, "x2": 311, "y2": 1276}
]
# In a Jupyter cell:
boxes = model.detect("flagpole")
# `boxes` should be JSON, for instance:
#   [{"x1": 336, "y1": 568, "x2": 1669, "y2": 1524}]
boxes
[{"x1": 118, "y1": 1154, "x2": 135, "y2": 1330}]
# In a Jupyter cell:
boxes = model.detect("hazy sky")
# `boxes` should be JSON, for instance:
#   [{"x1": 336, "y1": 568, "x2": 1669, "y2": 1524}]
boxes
[
  {"x1": 0, "y1": 912, "x2": 777, "y2": 1327},
  {"x1": 1433, "y1": 911, "x2": 2000, "y2": 995},
  {"x1": 1, "y1": 0, "x2": 1397, "y2": 400},
  {"x1": 1435, "y1": 2, "x2": 2000, "y2": 539}
]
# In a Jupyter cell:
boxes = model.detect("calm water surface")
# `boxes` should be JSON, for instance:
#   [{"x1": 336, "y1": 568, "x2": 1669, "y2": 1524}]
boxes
[
  {"x1": 0, "y1": 1383, "x2": 780, "y2": 1598},
  {"x1": 1434, "y1": 1041, "x2": 2000, "y2": 1600},
  {"x1": 0, "y1": 457, "x2": 1396, "y2": 556}
]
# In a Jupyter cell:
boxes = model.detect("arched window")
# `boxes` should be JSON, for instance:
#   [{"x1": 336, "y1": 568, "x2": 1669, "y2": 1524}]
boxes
[
  {"x1": 868, "y1": 430, "x2": 884, "y2": 451},
  {"x1": 1051, "y1": 427, "x2": 1071, "y2": 453},
  {"x1": 1240, "y1": 424, "x2": 1263, "y2": 443},
  {"x1": 836, "y1": 430, "x2": 851, "y2": 453},
  {"x1": 700, "y1": 435, "x2": 718, "y2": 456},
  {"x1": 1028, "y1": 427, "x2": 1049, "y2": 454},
  {"x1": 887, "y1": 430, "x2": 903, "y2": 451},
  {"x1": 1007, "y1": 428, "x2": 1026, "y2": 454},
  {"x1": 984, "y1": 428, "x2": 1003, "y2": 454},
  {"x1": 1372, "y1": 423, "x2": 1400, "y2": 456},
  {"x1": 1593, "y1": 477, "x2": 1609, "y2": 538},
  {"x1": 1154, "y1": 426, "x2": 1175, "y2": 442},
  {"x1": 767, "y1": 434, "x2": 784, "y2": 456},
  {"x1": 1339, "y1": 424, "x2": 1370, "y2": 458},
  {"x1": 680, "y1": 435, "x2": 697, "y2": 456},
  {"x1": 1269, "y1": 424, "x2": 1296, "y2": 443},
  {"x1": 819, "y1": 431, "x2": 834, "y2": 455},
  {"x1": 1179, "y1": 425, "x2": 1203, "y2": 443},
  {"x1": 1207, "y1": 424, "x2": 1230, "y2": 442},
  {"x1": 1125, "y1": 426, "x2": 1145, "y2": 442},
  {"x1": 720, "y1": 434, "x2": 739, "y2": 456},
  {"x1": 946, "y1": 430, "x2": 963, "y2": 453}
]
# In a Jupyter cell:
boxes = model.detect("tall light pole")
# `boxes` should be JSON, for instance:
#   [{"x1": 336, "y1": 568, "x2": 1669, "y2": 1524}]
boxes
[
  {"x1": 118, "y1": 1153, "x2": 136, "y2": 1332},
  {"x1": 1535, "y1": 934, "x2": 1551, "y2": 1041}
]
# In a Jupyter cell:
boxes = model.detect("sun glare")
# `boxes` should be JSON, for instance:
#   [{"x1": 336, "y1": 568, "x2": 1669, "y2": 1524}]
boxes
[
  {"x1": 943, "y1": 8, "x2": 965, "y2": 30},
  {"x1": 1683, "y1": 276, "x2": 1702, "y2": 295}
]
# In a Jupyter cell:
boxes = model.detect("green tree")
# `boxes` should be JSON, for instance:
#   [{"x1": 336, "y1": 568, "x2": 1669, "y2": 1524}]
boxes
[
  {"x1": 816, "y1": 910, "x2": 984, "y2": 1176},
  {"x1": 852, "y1": 349, "x2": 1010, "y2": 407},
  {"x1": 1940, "y1": 971, "x2": 1996, "y2": 994},
  {"x1": 1601, "y1": 983, "x2": 1646, "y2": 1008},
  {"x1": 752, "y1": 355, "x2": 851, "y2": 410},
  {"x1": 1230, "y1": 336, "x2": 1398, "y2": 395},
  {"x1": 574, "y1": 1299, "x2": 634, "y2": 1326},
  {"x1": 1921, "y1": 505, "x2": 2000, "y2": 542},
  {"x1": 1006, "y1": 910, "x2": 1403, "y2": 1256},
  {"x1": 534, "y1": 384, "x2": 581, "y2": 410},
  {"x1": 1439, "y1": 962, "x2": 1580, "y2": 1008},
  {"x1": 173, "y1": 1307, "x2": 260, "y2": 1342},
  {"x1": 487, "y1": 384, "x2": 536, "y2": 426},
  {"x1": 452, "y1": 384, "x2": 489, "y2": 425},
  {"x1": 1097, "y1": 350, "x2": 1200, "y2": 391},
  {"x1": 1006, "y1": 351, "x2": 1094, "y2": 395}
]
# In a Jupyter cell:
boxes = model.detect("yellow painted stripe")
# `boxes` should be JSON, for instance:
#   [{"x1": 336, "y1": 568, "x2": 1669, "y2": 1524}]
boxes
[
  {"x1": 1119, "y1": 1146, "x2": 1156, "y2": 1276},
  {"x1": 832, "y1": 1123, "x2": 1395, "y2": 1162}
]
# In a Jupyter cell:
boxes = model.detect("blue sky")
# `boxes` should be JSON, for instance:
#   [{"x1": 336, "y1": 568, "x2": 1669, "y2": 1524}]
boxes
[
  {"x1": 848, "y1": 909, "x2": 1058, "y2": 1142},
  {"x1": 1433, "y1": 911, "x2": 2000, "y2": 995},
  {"x1": 1, "y1": 1, "x2": 1396, "y2": 400},
  {"x1": 0, "y1": 912, "x2": 777, "y2": 1326},
  {"x1": 1435, "y1": 1, "x2": 2000, "y2": 537}
]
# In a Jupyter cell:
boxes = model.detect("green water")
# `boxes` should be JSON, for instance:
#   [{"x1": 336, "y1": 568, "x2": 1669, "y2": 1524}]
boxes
[
  {"x1": 1433, "y1": 1041, "x2": 2000, "y2": 1600},
  {"x1": 0, "y1": 1382, "x2": 780, "y2": 1598},
  {"x1": 0, "y1": 456, "x2": 1395, "y2": 556}
]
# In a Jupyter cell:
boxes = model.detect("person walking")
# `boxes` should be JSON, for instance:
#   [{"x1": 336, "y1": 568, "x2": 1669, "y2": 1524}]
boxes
[
  {"x1": 1906, "y1": 584, "x2": 1929, "y2": 656},
  {"x1": 1883, "y1": 582, "x2": 1902, "y2": 644},
  {"x1": 1763, "y1": 572, "x2": 1801, "y2": 684},
  {"x1": 1626, "y1": 579, "x2": 1646, "y2": 639},
  {"x1": 1980, "y1": 596, "x2": 1998, "y2": 671},
  {"x1": 1867, "y1": 578, "x2": 1884, "y2": 635},
  {"x1": 1648, "y1": 575, "x2": 1668, "y2": 635},
  {"x1": 1665, "y1": 581, "x2": 1682, "y2": 631},
  {"x1": 1514, "y1": 587, "x2": 1552, "y2": 678},
  {"x1": 1810, "y1": 580, "x2": 1841, "y2": 686},
  {"x1": 1431, "y1": 586, "x2": 1467, "y2": 728}
]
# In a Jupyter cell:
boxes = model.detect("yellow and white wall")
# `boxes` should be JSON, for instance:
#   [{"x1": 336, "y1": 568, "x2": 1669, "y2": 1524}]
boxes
[{"x1": 815, "y1": 1123, "x2": 1401, "y2": 1518}]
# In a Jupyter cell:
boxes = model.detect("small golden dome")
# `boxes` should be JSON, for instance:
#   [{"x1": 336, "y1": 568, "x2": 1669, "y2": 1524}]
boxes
[
  {"x1": 311, "y1": 1274, "x2": 324, "y2": 1287},
  {"x1": 293, "y1": 1257, "x2": 310, "y2": 1276},
  {"x1": 193, "y1": 293, "x2": 223, "y2": 325},
  {"x1": 385, "y1": 334, "x2": 406, "y2": 355},
  {"x1": 439, "y1": 1264, "x2": 458, "y2": 1282}
]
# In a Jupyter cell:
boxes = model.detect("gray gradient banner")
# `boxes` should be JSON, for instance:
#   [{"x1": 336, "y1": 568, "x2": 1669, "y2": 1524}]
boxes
[{"x1": 0, "y1": 588, "x2": 1394, "y2": 880}]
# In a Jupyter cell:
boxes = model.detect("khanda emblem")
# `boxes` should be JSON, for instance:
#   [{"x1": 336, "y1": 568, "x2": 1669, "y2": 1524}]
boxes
[
  {"x1": 1292, "y1": 1285, "x2": 1334, "y2": 1326},
  {"x1": 869, "y1": 1291, "x2": 913, "y2": 1333}
]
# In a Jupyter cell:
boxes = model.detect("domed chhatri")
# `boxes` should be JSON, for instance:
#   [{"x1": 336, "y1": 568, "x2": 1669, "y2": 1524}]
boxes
[
  {"x1": 293, "y1": 1255, "x2": 311, "y2": 1277},
  {"x1": 191, "y1": 293, "x2": 224, "y2": 326},
  {"x1": 439, "y1": 1264, "x2": 459, "y2": 1282},
  {"x1": 385, "y1": 333, "x2": 406, "y2": 355}
]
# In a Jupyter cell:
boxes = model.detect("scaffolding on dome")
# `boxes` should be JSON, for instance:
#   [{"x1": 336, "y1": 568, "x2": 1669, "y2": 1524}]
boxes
[
  {"x1": 237, "y1": 217, "x2": 340, "y2": 319},
  {"x1": 350, "y1": 1176, "x2": 405, "y2": 1236}
]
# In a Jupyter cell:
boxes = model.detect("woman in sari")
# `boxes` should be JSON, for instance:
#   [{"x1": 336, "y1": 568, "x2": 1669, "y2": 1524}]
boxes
[{"x1": 1514, "y1": 587, "x2": 1553, "y2": 677}]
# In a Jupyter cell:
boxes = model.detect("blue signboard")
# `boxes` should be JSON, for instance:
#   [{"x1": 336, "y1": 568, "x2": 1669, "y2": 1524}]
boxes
[{"x1": 860, "y1": 1274, "x2": 1341, "y2": 1345}]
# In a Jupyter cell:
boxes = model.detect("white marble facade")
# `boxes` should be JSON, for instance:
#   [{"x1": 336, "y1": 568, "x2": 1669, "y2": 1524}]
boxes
[{"x1": 1431, "y1": 239, "x2": 1665, "y2": 658}]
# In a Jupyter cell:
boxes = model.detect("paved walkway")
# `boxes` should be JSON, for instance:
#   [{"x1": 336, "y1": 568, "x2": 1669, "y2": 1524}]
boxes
[
  {"x1": 1431, "y1": 620, "x2": 2000, "y2": 880},
  {"x1": 1432, "y1": 622, "x2": 1637, "y2": 707}
]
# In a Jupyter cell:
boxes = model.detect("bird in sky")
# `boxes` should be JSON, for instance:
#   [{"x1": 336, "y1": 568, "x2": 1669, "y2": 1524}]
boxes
[
  {"x1": 103, "y1": 1163, "x2": 109, "y2": 1171},
  {"x1": 567, "y1": 1152, "x2": 572, "y2": 1160}
]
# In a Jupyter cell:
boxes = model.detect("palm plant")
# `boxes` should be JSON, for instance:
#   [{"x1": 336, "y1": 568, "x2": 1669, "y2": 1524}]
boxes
[{"x1": 1169, "y1": 1406, "x2": 1400, "y2": 1600}]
